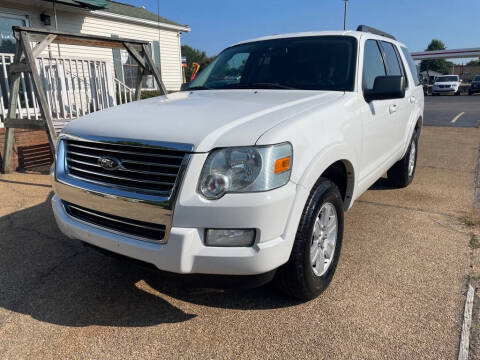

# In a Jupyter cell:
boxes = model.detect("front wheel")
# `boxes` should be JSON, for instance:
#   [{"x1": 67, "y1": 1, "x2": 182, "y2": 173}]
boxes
[
  {"x1": 387, "y1": 130, "x2": 418, "y2": 188},
  {"x1": 274, "y1": 178, "x2": 344, "y2": 300}
]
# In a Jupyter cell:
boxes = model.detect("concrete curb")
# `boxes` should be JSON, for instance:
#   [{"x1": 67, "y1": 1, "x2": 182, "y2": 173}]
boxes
[
  {"x1": 475, "y1": 145, "x2": 480, "y2": 213},
  {"x1": 458, "y1": 284, "x2": 475, "y2": 360}
]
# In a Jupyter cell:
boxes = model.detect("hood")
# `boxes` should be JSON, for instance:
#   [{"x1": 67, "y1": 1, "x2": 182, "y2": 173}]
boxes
[{"x1": 62, "y1": 90, "x2": 344, "y2": 152}]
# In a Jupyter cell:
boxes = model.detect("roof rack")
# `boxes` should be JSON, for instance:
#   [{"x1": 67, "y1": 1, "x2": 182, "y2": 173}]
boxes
[{"x1": 356, "y1": 25, "x2": 396, "y2": 40}]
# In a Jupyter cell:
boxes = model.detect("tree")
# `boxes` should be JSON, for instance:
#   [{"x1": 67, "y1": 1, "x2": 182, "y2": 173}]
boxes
[
  {"x1": 466, "y1": 59, "x2": 480, "y2": 66},
  {"x1": 420, "y1": 39, "x2": 454, "y2": 74},
  {"x1": 181, "y1": 45, "x2": 213, "y2": 81}
]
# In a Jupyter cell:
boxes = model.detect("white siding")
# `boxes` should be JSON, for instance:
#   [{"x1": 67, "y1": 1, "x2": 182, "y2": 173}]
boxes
[{"x1": 0, "y1": 0, "x2": 185, "y2": 91}]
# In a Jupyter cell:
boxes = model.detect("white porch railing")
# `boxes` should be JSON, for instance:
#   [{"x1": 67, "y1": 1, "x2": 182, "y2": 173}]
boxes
[
  {"x1": 114, "y1": 77, "x2": 134, "y2": 105},
  {"x1": 0, "y1": 53, "x2": 134, "y2": 130}
]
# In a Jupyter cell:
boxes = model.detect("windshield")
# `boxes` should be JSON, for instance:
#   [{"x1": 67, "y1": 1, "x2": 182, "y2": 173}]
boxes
[
  {"x1": 188, "y1": 36, "x2": 357, "y2": 91},
  {"x1": 473, "y1": 76, "x2": 480, "y2": 82},
  {"x1": 435, "y1": 76, "x2": 458, "y2": 82}
]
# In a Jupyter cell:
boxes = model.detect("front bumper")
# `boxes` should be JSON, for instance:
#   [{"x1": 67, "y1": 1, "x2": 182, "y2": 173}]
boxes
[
  {"x1": 52, "y1": 188, "x2": 296, "y2": 275},
  {"x1": 52, "y1": 136, "x2": 302, "y2": 275},
  {"x1": 432, "y1": 87, "x2": 457, "y2": 93}
]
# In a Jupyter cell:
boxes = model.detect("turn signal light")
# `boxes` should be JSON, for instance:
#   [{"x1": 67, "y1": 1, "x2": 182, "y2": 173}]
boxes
[{"x1": 274, "y1": 156, "x2": 291, "y2": 174}]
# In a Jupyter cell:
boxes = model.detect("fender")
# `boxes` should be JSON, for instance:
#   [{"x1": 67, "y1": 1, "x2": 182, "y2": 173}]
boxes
[
  {"x1": 401, "y1": 103, "x2": 423, "y2": 158},
  {"x1": 278, "y1": 142, "x2": 357, "y2": 264},
  {"x1": 296, "y1": 141, "x2": 357, "y2": 210}
]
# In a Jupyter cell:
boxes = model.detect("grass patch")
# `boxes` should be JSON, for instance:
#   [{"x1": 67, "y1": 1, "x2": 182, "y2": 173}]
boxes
[
  {"x1": 461, "y1": 211, "x2": 480, "y2": 227},
  {"x1": 470, "y1": 234, "x2": 480, "y2": 249}
]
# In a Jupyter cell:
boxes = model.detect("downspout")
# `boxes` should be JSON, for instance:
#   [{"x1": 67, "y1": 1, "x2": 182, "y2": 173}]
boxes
[{"x1": 53, "y1": 0, "x2": 61, "y2": 56}]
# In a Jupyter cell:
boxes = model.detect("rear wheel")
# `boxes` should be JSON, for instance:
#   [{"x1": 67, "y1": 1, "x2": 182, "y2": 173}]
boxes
[
  {"x1": 387, "y1": 130, "x2": 418, "y2": 188},
  {"x1": 275, "y1": 178, "x2": 344, "y2": 300}
]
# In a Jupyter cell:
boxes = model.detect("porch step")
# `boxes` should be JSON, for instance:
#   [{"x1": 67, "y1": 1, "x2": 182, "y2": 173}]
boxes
[{"x1": 53, "y1": 118, "x2": 74, "y2": 134}]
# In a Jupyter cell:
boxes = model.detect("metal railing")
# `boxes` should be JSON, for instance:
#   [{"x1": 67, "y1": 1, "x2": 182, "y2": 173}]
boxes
[{"x1": 0, "y1": 53, "x2": 123, "y2": 130}]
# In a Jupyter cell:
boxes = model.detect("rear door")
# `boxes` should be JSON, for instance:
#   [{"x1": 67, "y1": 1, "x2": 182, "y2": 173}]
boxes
[{"x1": 400, "y1": 46, "x2": 424, "y2": 140}]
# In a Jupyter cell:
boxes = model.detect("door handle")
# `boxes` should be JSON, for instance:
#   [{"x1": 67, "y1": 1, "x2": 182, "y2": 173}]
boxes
[
  {"x1": 389, "y1": 104, "x2": 398, "y2": 114},
  {"x1": 409, "y1": 96, "x2": 416, "y2": 104}
]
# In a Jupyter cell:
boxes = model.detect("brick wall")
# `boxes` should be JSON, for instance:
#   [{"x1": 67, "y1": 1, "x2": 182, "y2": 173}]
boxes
[
  {"x1": 451, "y1": 65, "x2": 480, "y2": 82},
  {"x1": 0, "y1": 129, "x2": 53, "y2": 171}
]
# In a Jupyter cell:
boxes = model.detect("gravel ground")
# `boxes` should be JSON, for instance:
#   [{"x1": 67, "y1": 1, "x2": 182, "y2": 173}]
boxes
[{"x1": 0, "y1": 126, "x2": 478, "y2": 359}]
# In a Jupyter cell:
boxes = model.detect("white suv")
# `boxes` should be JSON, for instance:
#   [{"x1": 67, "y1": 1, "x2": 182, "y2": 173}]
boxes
[
  {"x1": 52, "y1": 26, "x2": 424, "y2": 300},
  {"x1": 432, "y1": 75, "x2": 461, "y2": 95}
]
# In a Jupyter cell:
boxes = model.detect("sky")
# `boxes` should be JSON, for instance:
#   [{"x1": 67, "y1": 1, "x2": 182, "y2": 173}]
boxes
[{"x1": 121, "y1": 0, "x2": 480, "y2": 61}]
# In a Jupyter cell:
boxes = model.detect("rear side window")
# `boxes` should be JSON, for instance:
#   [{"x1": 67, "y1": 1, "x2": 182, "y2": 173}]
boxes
[
  {"x1": 362, "y1": 40, "x2": 386, "y2": 90},
  {"x1": 401, "y1": 47, "x2": 420, "y2": 86},
  {"x1": 380, "y1": 41, "x2": 402, "y2": 76}
]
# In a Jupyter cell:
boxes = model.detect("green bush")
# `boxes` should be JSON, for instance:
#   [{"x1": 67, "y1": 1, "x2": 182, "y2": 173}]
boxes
[{"x1": 140, "y1": 90, "x2": 178, "y2": 99}]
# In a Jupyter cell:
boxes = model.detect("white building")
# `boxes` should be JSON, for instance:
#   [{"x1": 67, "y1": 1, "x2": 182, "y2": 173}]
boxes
[
  {"x1": 0, "y1": 0, "x2": 190, "y2": 91},
  {"x1": 0, "y1": 0, "x2": 190, "y2": 128}
]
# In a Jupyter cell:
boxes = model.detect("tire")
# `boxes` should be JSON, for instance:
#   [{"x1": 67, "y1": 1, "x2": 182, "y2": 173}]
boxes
[
  {"x1": 387, "y1": 130, "x2": 418, "y2": 188},
  {"x1": 275, "y1": 178, "x2": 344, "y2": 300}
]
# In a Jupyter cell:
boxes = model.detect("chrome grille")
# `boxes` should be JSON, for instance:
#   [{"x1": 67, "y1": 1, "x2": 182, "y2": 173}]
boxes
[
  {"x1": 64, "y1": 139, "x2": 188, "y2": 195},
  {"x1": 63, "y1": 201, "x2": 166, "y2": 242}
]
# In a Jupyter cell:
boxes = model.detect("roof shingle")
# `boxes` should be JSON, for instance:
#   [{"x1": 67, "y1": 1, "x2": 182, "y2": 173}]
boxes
[{"x1": 43, "y1": 0, "x2": 187, "y2": 28}]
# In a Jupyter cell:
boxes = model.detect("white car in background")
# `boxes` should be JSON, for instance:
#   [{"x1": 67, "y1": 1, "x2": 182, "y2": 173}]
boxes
[{"x1": 432, "y1": 75, "x2": 461, "y2": 95}]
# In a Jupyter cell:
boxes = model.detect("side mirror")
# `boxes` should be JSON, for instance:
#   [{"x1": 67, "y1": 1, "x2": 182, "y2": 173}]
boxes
[
  {"x1": 180, "y1": 82, "x2": 190, "y2": 91},
  {"x1": 364, "y1": 75, "x2": 406, "y2": 102}
]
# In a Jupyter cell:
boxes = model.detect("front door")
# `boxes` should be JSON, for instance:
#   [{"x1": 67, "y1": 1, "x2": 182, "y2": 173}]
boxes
[
  {"x1": 359, "y1": 39, "x2": 397, "y2": 182},
  {"x1": 378, "y1": 40, "x2": 410, "y2": 151}
]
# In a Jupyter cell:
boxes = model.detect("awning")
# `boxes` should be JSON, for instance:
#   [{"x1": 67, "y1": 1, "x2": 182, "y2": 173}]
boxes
[
  {"x1": 43, "y1": 0, "x2": 108, "y2": 10},
  {"x1": 73, "y1": 0, "x2": 108, "y2": 10}
]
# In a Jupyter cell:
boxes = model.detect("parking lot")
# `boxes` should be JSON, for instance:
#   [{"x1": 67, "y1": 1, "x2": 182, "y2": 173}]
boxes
[
  {"x1": 424, "y1": 95, "x2": 480, "y2": 127},
  {"x1": 0, "y1": 96, "x2": 479, "y2": 359}
]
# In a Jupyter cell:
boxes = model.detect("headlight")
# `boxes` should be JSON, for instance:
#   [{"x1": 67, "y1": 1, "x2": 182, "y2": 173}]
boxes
[{"x1": 198, "y1": 143, "x2": 292, "y2": 199}]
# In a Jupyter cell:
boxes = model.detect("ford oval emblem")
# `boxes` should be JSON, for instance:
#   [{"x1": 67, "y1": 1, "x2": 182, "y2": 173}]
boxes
[{"x1": 98, "y1": 156, "x2": 120, "y2": 171}]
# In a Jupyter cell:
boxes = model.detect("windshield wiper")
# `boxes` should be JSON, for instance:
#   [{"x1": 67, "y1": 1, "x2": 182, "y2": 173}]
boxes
[
  {"x1": 214, "y1": 82, "x2": 298, "y2": 90},
  {"x1": 249, "y1": 82, "x2": 298, "y2": 90},
  {"x1": 186, "y1": 86, "x2": 211, "y2": 91}
]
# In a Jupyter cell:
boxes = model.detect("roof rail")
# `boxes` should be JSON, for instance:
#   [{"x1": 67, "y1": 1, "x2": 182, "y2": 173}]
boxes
[{"x1": 356, "y1": 25, "x2": 396, "y2": 40}]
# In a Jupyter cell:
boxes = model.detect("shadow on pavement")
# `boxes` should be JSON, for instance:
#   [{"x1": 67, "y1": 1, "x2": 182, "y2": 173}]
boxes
[
  {"x1": 369, "y1": 177, "x2": 394, "y2": 191},
  {"x1": 0, "y1": 195, "x2": 298, "y2": 328},
  {"x1": 0, "y1": 178, "x2": 52, "y2": 188}
]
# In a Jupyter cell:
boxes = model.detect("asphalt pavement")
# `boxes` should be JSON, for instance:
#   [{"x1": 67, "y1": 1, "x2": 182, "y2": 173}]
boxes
[
  {"x1": 424, "y1": 95, "x2": 480, "y2": 127},
  {"x1": 0, "y1": 126, "x2": 479, "y2": 359}
]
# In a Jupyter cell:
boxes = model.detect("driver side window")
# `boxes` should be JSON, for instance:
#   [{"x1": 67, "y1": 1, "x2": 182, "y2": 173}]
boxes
[{"x1": 362, "y1": 40, "x2": 386, "y2": 91}]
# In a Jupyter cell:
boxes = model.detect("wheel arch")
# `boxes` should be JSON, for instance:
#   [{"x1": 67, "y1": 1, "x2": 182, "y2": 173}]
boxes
[
  {"x1": 415, "y1": 115, "x2": 423, "y2": 135},
  {"x1": 298, "y1": 150, "x2": 356, "y2": 211},
  {"x1": 401, "y1": 112, "x2": 423, "y2": 158}
]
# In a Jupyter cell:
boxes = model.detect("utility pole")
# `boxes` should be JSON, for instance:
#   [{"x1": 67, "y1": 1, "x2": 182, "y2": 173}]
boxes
[{"x1": 342, "y1": 0, "x2": 349, "y2": 30}]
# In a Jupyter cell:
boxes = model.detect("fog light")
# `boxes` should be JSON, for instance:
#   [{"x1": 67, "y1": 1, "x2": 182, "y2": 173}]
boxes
[{"x1": 205, "y1": 229, "x2": 256, "y2": 247}]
